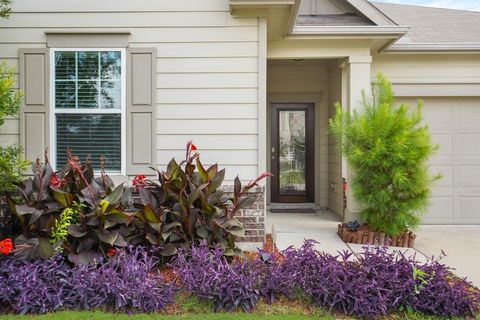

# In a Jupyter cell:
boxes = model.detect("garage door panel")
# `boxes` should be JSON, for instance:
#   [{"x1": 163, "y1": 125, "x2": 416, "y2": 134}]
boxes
[
  {"x1": 457, "y1": 102, "x2": 480, "y2": 124},
  {"x1": 423, "y1": 197, "x2": 454, "y2": 223},
  {"x1": 432, "y1": 133, "x2": 453, "y2": 156},
  {"x1": 430, "y1": 165, "x2": 453, "y2": 187},
  {"x1": 459, "y1": 166, "x2": 480, "y2": 187},
  {"x1": 421, "y1": 99, "x2": 454, "y2": 127},
  {"x1": 400, "y1": 97, "x2": 480, "y2": 224},
  {"x1": 458, "y1": 197, "x2": 480, "y2": 221},
  {"x1": 455, "y1": 133, "x2": 480, "y2": 156}
]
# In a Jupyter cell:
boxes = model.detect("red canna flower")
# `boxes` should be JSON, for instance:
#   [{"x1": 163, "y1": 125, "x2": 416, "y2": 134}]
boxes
[
  {"x1": 190, "y1": 144, "x2": 197, "y2": 151},
  {"x1": 0, "y1": 238, "x2": 13, "y2": 255},
  {"x1": 50, "y1": 173, "x2": 66, "y2": 188},
  {"x1": 132, "y1": 175, "x2": 147, "y2": 189},
  {"x1": 106, "y1": 248, "x2": 116, "y2": 257}
]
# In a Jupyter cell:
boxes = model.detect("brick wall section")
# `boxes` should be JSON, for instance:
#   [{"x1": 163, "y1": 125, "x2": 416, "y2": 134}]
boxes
[{"x1": 222, "y1": 185, "x2": 266, "y2": 244}]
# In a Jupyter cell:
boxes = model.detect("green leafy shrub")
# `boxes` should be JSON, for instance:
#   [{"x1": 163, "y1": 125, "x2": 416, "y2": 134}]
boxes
[
  {"x1": 0, "y1": 145, "x2": 30, "y2": 194},
  {"x1": 330, "y1": 74, "x2": 440, "y2": 236},
  {"x1": 0, "y1": 62, "x2": 29, "y2": 195},
  {"x1": 50, "y1": 201, "x2": 85, "y2": 248},
  {"x1": 0, "y1": 0, "x2": 12, "y2": 19}
]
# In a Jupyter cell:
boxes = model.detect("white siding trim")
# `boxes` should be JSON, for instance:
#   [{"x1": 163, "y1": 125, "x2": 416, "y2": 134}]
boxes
[{"x1": 257, "y1": 17, "x2": 267, "y2": 177}]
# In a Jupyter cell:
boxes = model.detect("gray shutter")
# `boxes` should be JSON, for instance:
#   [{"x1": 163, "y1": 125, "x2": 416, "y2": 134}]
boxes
[
  {"x1": 126, "y1": 48, "x2": 157, "y2": 175},
  {"x1": 19, "y1": 48, "x2": 50, "y2": 162}
]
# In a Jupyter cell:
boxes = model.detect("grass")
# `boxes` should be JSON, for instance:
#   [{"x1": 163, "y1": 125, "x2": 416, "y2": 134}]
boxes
[
  {"x1": 0, "y1": 312, "x2": 332, "y2": 320},
  {"x1": 0, "y1": 296, "x2": 477, "y2": 320},
  {"x1": 1, "y1": 310, "x2": 476, "y2": 320}
]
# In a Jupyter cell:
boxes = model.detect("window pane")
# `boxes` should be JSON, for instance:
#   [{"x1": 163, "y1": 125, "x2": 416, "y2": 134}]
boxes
[
  {"x1": 55, "y1": 81, "x2": 76, "y2": 109},
  {"x1": 101, "y1": 51, "x2": 121, "y2": 79},
  {"x1": 77, "y1": 51, "x2": 99, "y2": 80},
  {"x1": 77, "y1": 81, "x2": 99, "y2": 109},
  {"x1": 100, "y1": 81, "x2": 121, "y2": 109},
  {"x1": 279, "y1": 110, "x2": 306, "y2": 194},
  {"x1": 55, "y1": 51, "x2": 76, "y2": 80},
  {"x1": 56, "y1": 114, "x2": 121, "y2": 171}
]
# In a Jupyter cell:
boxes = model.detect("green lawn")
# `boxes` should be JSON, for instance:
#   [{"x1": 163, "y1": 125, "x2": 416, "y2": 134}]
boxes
[
  {"x1": 0, "y1": 312, "x2": 331, "y2": 320},
  {"x1": 0, "y1": 297, "x2": 477, "y2": 320},
  {"x1": 1, "y1": 310, "x2": 477, "y2": 320}
]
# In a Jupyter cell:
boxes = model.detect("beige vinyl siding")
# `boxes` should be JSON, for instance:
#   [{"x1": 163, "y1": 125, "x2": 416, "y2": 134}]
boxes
[
  {"x1": 372, "y1": 54, "x2": 480, "y2": 84},
  {"x1": 0, "y1": 0, "x2": 260, "y2": 182},
  {"x1": 0, "y1": 117, "x2": 19, "y2": 147}
]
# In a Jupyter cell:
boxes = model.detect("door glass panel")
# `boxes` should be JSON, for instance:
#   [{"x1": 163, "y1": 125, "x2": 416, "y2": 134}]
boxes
[{"x1": 278, "y1": 110, "x2": 306, "y2": 194}]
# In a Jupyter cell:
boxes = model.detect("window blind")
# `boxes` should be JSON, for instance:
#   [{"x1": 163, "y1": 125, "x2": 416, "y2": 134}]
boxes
[{"x1": 56, "y1": 114, "x2": 121, "y2": 171}]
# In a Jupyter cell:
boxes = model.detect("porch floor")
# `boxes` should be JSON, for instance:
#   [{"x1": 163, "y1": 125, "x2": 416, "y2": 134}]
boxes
[
  {"x1": 267, "y1": 210, "x2": 349, "y2": 256},
  {"x1": 266, "y1": 210, "x2": 480, "y2": 287}
]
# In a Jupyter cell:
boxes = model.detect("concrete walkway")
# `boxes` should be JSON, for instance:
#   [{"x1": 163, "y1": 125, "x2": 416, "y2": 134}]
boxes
[
  {"x1": 267, "y1": 210, "x2": 480, "y2": 288},
  {"x1": 415, "y1": 225, "x2": 480, "y2": 287}
]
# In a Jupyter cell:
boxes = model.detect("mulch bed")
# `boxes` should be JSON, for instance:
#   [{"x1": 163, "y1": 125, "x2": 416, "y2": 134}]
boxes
[{"x1": 338, "y1": 223, "x2": 416, "y2": 248}]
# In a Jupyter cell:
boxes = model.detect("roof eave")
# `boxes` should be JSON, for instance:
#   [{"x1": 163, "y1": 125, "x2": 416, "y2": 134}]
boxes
[
  {"x1": 229, "y1": 0, "x2": 302, "y2": 39},
  {"x1": 290, "y1": 25, "x2": 409, "y2": 37},
  {"x1": 386, "y1": 43, "x2": 480, "y2": 53}
]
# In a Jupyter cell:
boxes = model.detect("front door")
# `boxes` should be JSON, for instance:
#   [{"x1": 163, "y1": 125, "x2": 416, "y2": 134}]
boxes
[{"x1": 271, "y1": 103, "x2": 315, "y2": 203}]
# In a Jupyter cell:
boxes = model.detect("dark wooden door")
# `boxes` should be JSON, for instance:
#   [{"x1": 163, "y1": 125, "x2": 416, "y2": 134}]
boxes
[{"x1": 271, "y1": 103, "x2": 315, "y2": 203}]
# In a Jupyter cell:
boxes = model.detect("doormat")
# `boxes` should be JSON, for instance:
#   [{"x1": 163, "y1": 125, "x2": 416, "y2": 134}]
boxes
[{"x1": 270, "y1": 208, "x2": 317, "y2": 213}]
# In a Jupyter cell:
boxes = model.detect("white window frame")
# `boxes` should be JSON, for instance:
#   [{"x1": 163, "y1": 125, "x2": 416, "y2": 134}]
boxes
[{"x1": 49, "y1": 48, "x2": 127, "y2": 175}]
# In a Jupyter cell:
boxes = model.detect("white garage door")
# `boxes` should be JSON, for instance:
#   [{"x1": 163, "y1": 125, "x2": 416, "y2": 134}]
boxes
[{"x1": 400, "y1": 97, "x2": 480, "y2": 224}]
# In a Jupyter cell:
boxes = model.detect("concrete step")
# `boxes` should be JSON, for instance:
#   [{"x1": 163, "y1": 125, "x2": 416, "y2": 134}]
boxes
[{"x1": 269, "y1": 203, "x2": 320, "y2": 210}]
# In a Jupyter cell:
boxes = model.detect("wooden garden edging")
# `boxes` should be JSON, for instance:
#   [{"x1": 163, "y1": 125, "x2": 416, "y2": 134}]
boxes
[{"x1": 338, "y1": 223, "x2": 416, "y2": 248}]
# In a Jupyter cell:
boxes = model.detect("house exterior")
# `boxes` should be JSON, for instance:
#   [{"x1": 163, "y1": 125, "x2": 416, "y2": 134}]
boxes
[{"x1": 1, "y1": 0, "x2": 479, "y2": 247}]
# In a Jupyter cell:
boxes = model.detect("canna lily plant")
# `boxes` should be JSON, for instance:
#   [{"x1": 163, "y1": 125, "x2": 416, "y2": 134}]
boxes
[
  {"x1": 134, "y1": 141, "x2": 272, "y2": 256},
  {"x1": 8, "y1": 150, "x2": 136, "y2": 263}
]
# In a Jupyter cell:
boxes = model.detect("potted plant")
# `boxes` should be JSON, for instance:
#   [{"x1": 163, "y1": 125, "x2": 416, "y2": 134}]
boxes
[{"x1": 330, "y1": 74, "x2": 440, "y2": 247}]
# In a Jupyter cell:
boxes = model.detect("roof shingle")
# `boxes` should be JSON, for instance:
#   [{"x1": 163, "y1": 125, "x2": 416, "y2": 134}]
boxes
[{"x1": 372, "y1": 2, "x2": 480, "y2": 44}]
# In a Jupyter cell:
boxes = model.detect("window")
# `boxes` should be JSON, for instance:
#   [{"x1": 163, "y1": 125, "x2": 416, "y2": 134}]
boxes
[{"x1": 51, "y1": 49, "x2": 126, "y2": 174}]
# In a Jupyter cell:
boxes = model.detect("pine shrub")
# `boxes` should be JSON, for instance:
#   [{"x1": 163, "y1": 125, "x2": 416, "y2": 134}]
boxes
[{"x1": 330, "y1": 74, "x2": 440, "y2": 236}]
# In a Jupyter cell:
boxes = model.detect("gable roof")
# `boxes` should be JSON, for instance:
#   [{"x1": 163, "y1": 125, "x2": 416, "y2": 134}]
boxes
[
  {"x1": 296, "y1": 0, "x2": 397, "y2": 27},
  {"x1": 372, "y1": 2, "x2": 480, "y2": 51},
  {"x1": 290, "y1": 0, "x2": 408, "y2": 44},
  {"x1": 297, "y1": 0, "x2": 374, "y2": 26}
]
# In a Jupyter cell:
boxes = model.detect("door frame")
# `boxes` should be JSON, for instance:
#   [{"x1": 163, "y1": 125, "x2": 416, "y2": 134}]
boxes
[{"x1": 270, "y1": 103, "x2": 315, "y2": 203}]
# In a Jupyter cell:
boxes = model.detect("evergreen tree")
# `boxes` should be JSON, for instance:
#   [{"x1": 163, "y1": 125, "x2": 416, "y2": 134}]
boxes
[{"x1": 330, "y1": 74, "x2": 440, "y2": 236}]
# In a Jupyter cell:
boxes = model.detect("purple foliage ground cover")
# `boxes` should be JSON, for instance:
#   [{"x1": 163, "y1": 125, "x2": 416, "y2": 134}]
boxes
[
  {"x1": 173, "y1": 240, "x2": 480, "y2": 318},
  {"x1": 172, "y1": 244, "x2": 264, "y2": 312},
  {"x1": 0, "y1": 247, "x2": 176, "y2": 314},
  {"x1": 1, "y1": 240, "x2": 478, "y2": 318}
]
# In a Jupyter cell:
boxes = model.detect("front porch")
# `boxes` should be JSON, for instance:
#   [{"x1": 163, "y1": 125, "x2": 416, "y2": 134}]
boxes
[{"x1": 265, "y1": 55, "x2": 371, "y2": 223}]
